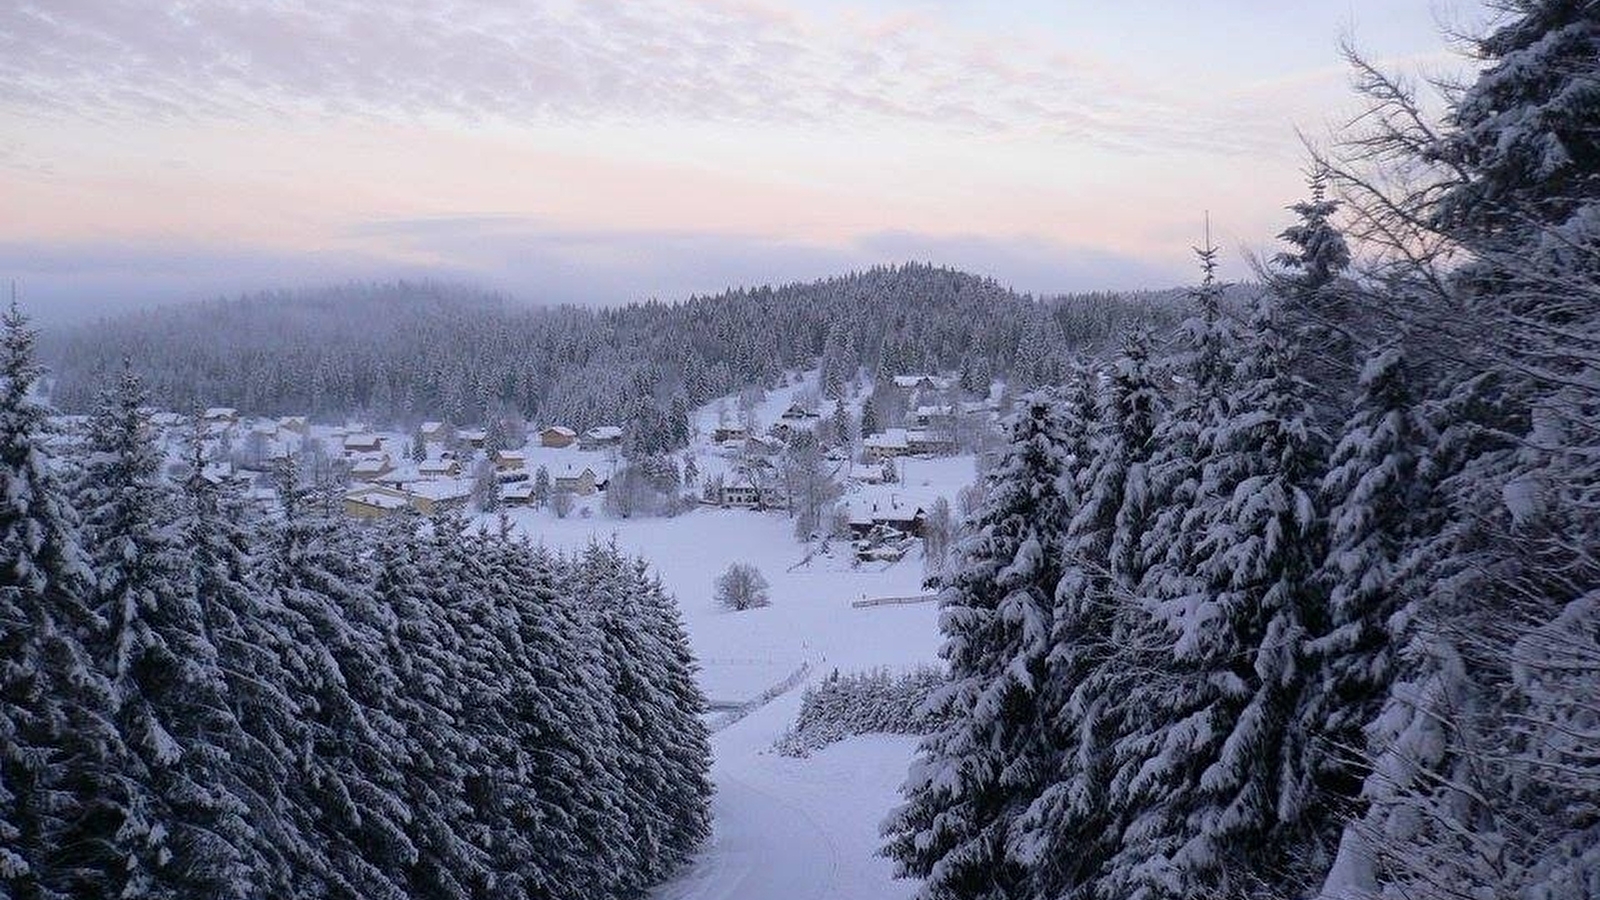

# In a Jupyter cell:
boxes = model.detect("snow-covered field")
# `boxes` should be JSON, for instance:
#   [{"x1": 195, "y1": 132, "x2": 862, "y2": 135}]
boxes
[
  {"x1": 468, "y1": 375, "x2": 979, "y2": 899},
  {"x1": 495, "y1": 502, "x2": 942, "y2": 899}
]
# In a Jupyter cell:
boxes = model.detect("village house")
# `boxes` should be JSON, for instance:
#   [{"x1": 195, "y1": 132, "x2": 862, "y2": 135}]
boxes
[
  {"x1": 539, "y1": 425, "x2": 577, "y2": 448},
  {"x1": 552, "y1": 464, "x2": 599, "y2": 496},
  {"x1": 911, "y1": 404, "x2": 954, "y2": 428},
  {"x1": 417, "y1": 457, "x2": 462, "y2": 478},
  {"x1": 203, "y1": 407, "x2": 239, "y2": 427},
  {"x1": 492, "y1": 449, "x2": 527, "y2": 472},
  {"x1": 779, "y1": 403, "x2": 820, "y2": 422},
  {"x1": 708, "y1": 477, "x2": 787, "y2": 510},
  {"x1": 349, "y1": 454, "x2": 394, "y2": 481},
  {"x1": 343, "y1": 485, "x2": 414, "y2": 519},
  {"x1": 406, "y1": 479, "x2": 474, "y2": 515},
  {"x1": 712, "y1": 424, "x2": 749, "y2": 443},
  {"x1": 864, "y1": 428, "x2": 910, "y2": 461},
  {"x1": 906, "y1": 429, "x2": 956, "y2": 456},
  {"x1": 457, "y1": 428, "x2": 488, "y2": 449},
  {"x1": 420, "y1": 421, "x2": 451, "y2": 444},
  {"x1": 501, "y1": 481, "x2": 538, "y2": 506},
  {"x1": 847, "y1": 499, "x2": 927, "y2": 538},
  {"x1": 343, "y1": 433, "x2": 383, "y2": 454},
  {"x1": 848, "y1": 462, "x2": 888, "y2": 484},
  {"x1": 579, "y1": 424, "x2": 623, "y2": 451},
  {"x1": 276, "y1": 415, "x2": 310, "y2": 437}
]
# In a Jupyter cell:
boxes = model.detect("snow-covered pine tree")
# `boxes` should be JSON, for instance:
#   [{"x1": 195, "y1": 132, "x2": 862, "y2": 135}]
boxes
[
  {"x1": 1013, "y1": 329, "x2": 1163, "y2": 900},
  {"x1": 1270, "y1": 167, "x2": 1356, "y2": 420},
  {"x1": 882, "y1": 393, "x2": 1073, "y2": 899},
  {"x1": 627, "y1": 559, "x2": 713, "y2": 870},
  {"x1": 174, "y1": 424, "x2": 305, "y2": 895},
  {"x1": 1110, "y1": 298, "x2": 1330, "y2": 899},
  {"x1": 0, "y1": 302, "x2": 123, "y2": 899},
  {"x1": 74, "y1": 362, "x2": 258, "y2": 898},
  {"x1": 367, "y1": 515, "x2": 487, "y2": 900},
  {"x1": 1302, "y1": 343, "x2": 1435, "y2": 809},
  {"x1": 263, "y1": 458, "x2": 413, "y2": 900}
]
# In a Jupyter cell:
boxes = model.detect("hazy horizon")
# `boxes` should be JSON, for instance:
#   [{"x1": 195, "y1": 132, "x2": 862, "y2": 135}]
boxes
[{"x1": 5, "y1": 0, "x2": 1490, "y2": 323}]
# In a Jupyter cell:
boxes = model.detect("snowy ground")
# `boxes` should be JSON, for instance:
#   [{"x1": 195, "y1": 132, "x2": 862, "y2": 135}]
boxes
[{"x1": 494, "y1": 503, "x2": 941, "y2": 899}]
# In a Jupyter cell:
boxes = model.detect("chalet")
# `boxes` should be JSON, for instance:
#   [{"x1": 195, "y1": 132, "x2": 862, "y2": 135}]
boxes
[
  {"x1": 420, "y1": 421, "x2": 451, "y2": 443},
  {"x1": 343, "y1": 433, "x2": 383, "y2": 454},
  {"x1": 912, "y1": 405, "x2": 954, "y2": 428},
  {"x1": 492, "y1": 449, "x2": 527, "y2": 472},
  {"x1": 417, "y1": 458, "x2": 462, "y2": 478},
  {"x1": 501, "y1": 481, "x2": 538, "y2": 506},
  {"x1": 457, "y1": 428, "x2": 488, "y2": 449},
  {"x1": 779, "y1": 403, "x2": 820, "y2": 422},
  {"x1": 848, "y1": 499, "x2": 927, "y2": 538},
  {"x1": 343, "y1": 485, "x2": 414, "y2": 519},
  {"x1": 203, "y1": 407, "x2": 239, "y2": 426},
  {"x1": 864, "y1": 428, "x2": 910, "y2": 461},
  {"x1": 848, "y1": 463, "x2": 887, "y2": 484},
  {"x1": 276, "y1": 416, "x2": 310, "y2": 436},
  {"x1": 906, "y1": 429, "x2": 956, "y2": 456},
  {"x1": 712, "y1": 425, "x2": 749, "y2": 443},
  {"x1": 406, "y1": 479, "x2": 474, "y2": 515},
  {"x1": 709, "y1": 478, "x2": 786, "y2": 510},
  {"x1": 552, "y1": 465, "x2": 599, "y2": 496},
  {"x1": 579, "y1": 425, "x2": 623, "y2": 450},
  {"x1": 349, "y1": 454, "x2": 394, "y2": 481},
  {"x1": 539, "y1": 425, "x2": 577, "y2": 448}
]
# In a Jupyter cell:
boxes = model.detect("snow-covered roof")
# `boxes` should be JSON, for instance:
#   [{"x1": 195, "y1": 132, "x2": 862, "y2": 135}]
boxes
[
  {"x1": 345, "y1": 486, "x2": 411, "y2": 510},
  {"x1": 554, "y1": 464, "x2": 597, "y2": 480},
  {"x1": 418, "y1": 459, "x2": 458, "y2": 473},
  {"x1": 407, "y1": 479, "x2": 473, "y2": 502},
  {"x1": 350, "y1": 457, "x2": 391, "y2": 475},
  {"x1": 420, "y1": 421, "x2": 445, "y2": 433},
  {"x1": 458, "y1": 428, "x2": 488, "y2": 441},
  {"x1": 584, "y1": 425, "x2": 623, "y2": 440},
  {"x1": 343, "y1": 433, "x2": 382, "y2": 448},
  {"x1": 495, "y1": 449, "x2": 527, "y2": 461},
  {"x1": 865, "y1": 428, "x2": 909, "y2": 449},
  {"x1": 541, "y1": 425, "x2": 576, "y2": 437},
  {"x1": 203, "y1": 407, "x2": 237, "y2": 419},
  {"x1": 915, "y1": 404, "x2": 953, "y2": 418},
  {"x1": 502, "y1": 482, "x2": 536, "y2": 500}
]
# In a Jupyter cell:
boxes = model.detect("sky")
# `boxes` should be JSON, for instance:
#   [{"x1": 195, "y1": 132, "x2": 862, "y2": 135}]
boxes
[{"x1": 2, "y1": 0, "x2": 1491, "y2": 323}]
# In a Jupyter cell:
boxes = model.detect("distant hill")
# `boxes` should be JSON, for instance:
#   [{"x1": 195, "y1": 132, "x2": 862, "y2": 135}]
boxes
[{"x1": 42, "y1": 264, "x2": 1192, "y2": 431}]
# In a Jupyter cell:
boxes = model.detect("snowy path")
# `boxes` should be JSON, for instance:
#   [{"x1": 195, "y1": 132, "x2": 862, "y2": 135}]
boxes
[{"x1": 655, "y1": 767, "x2": 839, "y2": 900}]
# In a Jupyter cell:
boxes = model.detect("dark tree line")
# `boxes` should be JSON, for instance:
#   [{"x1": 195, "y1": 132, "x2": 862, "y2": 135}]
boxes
[
  {"x1": 1, "y1": 315, "x2": 711, "y2": 900},
  {"x1": 885, "y1": 5, "x2": 1600, "y2": 899},
  {"x1": 43, "y1": 266, "x2": 1190, "y2": 445}
]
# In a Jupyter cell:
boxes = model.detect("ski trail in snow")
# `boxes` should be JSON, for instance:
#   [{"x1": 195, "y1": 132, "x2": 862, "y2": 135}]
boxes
[{"x1": 654, "y1": 768, "x2": 839, "y2": 900}]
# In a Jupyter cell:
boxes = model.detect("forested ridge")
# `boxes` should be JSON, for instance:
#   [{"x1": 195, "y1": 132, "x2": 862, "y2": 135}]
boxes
[
  {"x1": 885, "y1": 4, "x2": 1600, "y2": 899},
  {"x1": 42, "y1": 266, "x2": 1192, "y2": 435},
  {"x1": 0, "y1": 315, "x2": 712, "y2": 900}
]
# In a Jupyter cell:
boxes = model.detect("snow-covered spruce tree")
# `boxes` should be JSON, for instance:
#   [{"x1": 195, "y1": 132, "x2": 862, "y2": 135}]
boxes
[
  {"x1": 628, "y1": 557, "x2": 712, "y2": 872},
  {"x1": 1300, "y1": 344, "x2": 1436, "y2": 812},
  {"x1": 882, "y1": 393, "x2": 1073, "y2": 899},
  {"x1": 1012, "y1": 330, "x2": 1163, "y2": 900},
  {"x1": 74, "y1": 363, "x2": 259, "y2": 898},
  {"x1": 366, "y1": 515, "x2": 487, "y2": 900},
  {"x1": 262, "y1": 457, "x2": 414, "y2": 900},
  {"x1": 1268, "y1": 167, "x2": 1356, "y2": 420},
  {"x1": 1108, "y1": 298, "x2": 1330, "y2": 900},
  {"x1": 0, "y1": 303, "x2": 123, "y2": 899},
  {"x1": 173, "y1": 425, "x2": 305, "y2": 895}
]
